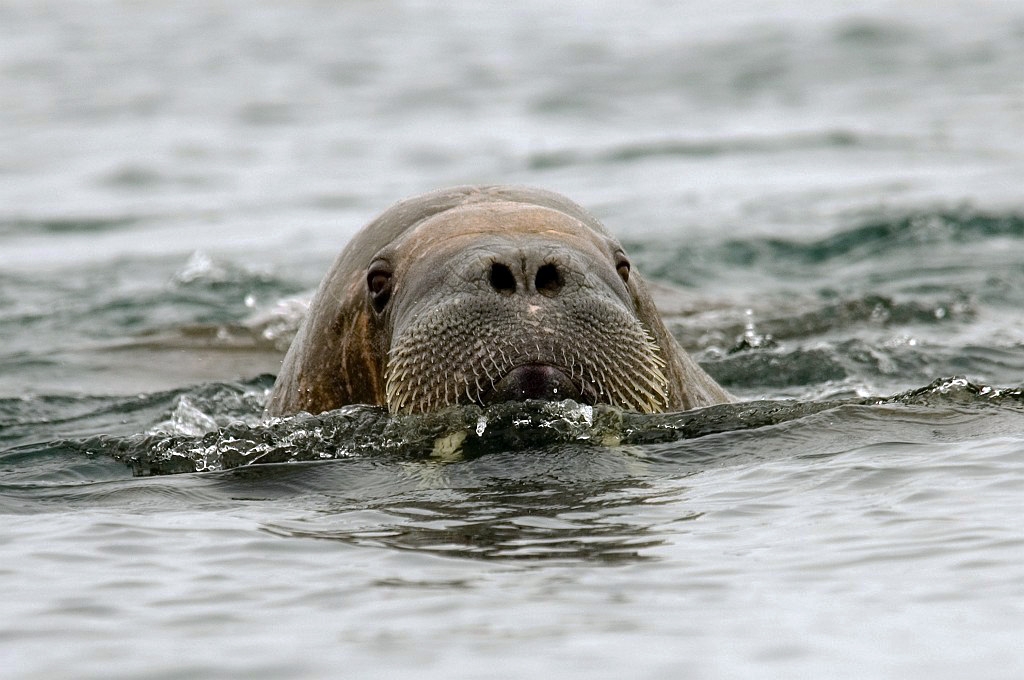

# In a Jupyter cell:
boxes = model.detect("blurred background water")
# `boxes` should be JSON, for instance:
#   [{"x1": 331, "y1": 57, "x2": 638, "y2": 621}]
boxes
[{"x1": 2, "y1": 1, "x2": 1024, "y2": 678}]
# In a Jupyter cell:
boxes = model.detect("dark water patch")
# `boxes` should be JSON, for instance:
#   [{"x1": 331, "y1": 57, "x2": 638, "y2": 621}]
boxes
[
  {"x1": 101, "y1": 164, "x2": 215, "y2": 190},
  {"x1": 833, "y1": 18, "x2": 915, "y2": 47},
  {"x1": 237, "y1": 100, "x2": 296, "y2": 126},
  {"x1": 0, "y1": 216, "x2": 140, "y2": 236},
  {"x1": 527, "y1": 129, "x2": 884, "y2": 169}
]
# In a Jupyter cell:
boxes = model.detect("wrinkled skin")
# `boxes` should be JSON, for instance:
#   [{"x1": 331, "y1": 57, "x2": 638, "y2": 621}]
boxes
[{"x1": 265, "y1": 186, "x2": 732, "y2": 416}]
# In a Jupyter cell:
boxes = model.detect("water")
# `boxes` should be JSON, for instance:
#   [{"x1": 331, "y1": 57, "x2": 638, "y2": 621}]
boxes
[{"x1": 2, "y1": 1, "x2": 1024, "y2": 677}]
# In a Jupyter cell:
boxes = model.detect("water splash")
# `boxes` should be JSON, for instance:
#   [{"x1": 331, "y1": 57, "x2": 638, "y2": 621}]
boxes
[{"x1": 56, "y1": 377, "x2": 1023, "y2": 477}]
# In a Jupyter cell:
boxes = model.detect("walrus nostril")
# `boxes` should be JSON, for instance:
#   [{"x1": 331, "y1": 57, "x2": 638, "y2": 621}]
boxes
[
  {"x1": 489, "y1": 262, "x2": 516, "y2": 294},
  {"x1": 535, "y1": 263, "x2": 563, "y2": 297}
]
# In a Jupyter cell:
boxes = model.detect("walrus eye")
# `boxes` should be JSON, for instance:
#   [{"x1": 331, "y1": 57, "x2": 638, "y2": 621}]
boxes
[
  {"x1": 616, "y1": 257, "x2": 630, "y2": 283},
  {"x1": 367, "y1": 261, "x2": 393, "y2": 312}
]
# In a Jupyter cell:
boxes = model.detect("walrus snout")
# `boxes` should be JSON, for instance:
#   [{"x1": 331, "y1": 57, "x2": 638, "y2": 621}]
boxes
[
  {"x1": 382, "y1": 230, "x2": 674, "y2": 413},
  {"x1": 482, "y1": 363, "x2": 594, "y2": 406}
]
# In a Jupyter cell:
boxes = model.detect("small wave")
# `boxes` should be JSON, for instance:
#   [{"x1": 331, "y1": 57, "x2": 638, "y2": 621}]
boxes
[
  {"x1": 885, "y1": 376, "x2": 1024, "y2": 409},
  {"x1": 0, "y1": 252, "x2": 307, "y2": 350},
  {"x1": 170, "y1": 251, "x2": 276, "y2": 287},
  {"x1": 671, "y1": 294, "x2": 974, "y2": 350},
  {"x1": 769, "y1": 211, "x2": 1024, "y2": 265},
  {"x1": 641, "y1": 209, "x2": 1024, "y2": 279},
  {"x1": 125, "y1": 291, "x2": 309, "y2": 353},
  {"x1": 704, "y1": 334, "x2": 1016, "y2": 393},
  {"x1": 0, "y1": 377, "x2": 272, "y2": 451},
  {"x1": 527, "y1": 129, "x2": 889, "y2": 169}
]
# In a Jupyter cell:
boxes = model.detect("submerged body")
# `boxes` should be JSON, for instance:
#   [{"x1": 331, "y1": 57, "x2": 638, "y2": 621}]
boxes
[{"x1": 266, "y1": 186, "x2": 732, "y2": 415}]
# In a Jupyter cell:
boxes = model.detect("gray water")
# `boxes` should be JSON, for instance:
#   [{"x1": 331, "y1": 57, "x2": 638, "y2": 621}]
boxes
[{"x1": 3, "y1": 1, "x2": 1024, "y2": 678}]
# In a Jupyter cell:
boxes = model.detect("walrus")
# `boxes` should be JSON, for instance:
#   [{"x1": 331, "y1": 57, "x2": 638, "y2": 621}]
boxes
[{"x1": 265, "y1": 185, "x2": 732, "y2": 416}]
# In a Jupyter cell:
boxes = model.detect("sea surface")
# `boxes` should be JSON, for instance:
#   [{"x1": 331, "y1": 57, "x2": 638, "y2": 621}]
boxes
[{"x1": 2, "y1": 1, "x2": 1024, "y2": 678}]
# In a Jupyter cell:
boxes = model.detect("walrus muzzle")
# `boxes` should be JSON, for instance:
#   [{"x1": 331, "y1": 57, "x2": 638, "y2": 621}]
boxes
[{"x1": 382, "y1": 239, "x2": 672, "y2": 414}]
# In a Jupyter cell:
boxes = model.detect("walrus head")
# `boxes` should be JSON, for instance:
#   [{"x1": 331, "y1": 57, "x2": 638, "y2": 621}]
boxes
[
  {"x1": 380, "y1": 203, "x2": 668, "y2": 412},
  {"x1": 265, "y1": 186, "x2": 731, "y2": 416}
]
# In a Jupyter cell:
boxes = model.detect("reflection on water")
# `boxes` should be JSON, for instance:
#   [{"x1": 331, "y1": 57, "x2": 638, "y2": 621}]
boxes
[{"x1": 263, "y1": 473, "x2": 695, "y2": 563}]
